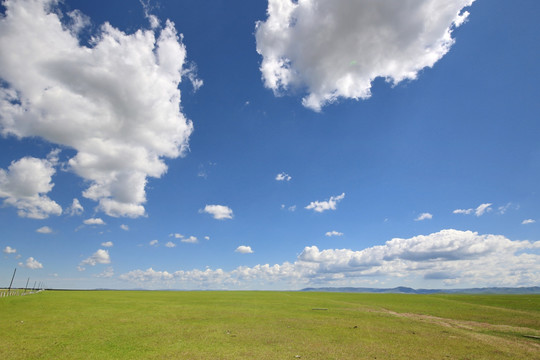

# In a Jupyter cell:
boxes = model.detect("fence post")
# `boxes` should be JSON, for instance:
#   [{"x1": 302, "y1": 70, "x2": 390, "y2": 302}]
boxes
[{"x1": 8, "y1": 268, "x2": 17, "y2": 292}]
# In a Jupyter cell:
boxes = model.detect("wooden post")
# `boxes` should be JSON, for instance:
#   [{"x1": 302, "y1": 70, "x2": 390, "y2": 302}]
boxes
[{"x1": 8, "y1": 268, "x2": 17, "y2": 292}]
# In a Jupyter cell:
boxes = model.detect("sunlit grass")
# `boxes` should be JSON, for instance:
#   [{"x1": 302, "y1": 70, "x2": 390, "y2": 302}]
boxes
[{"x1": 1, "y1": 291, "x2": 538, "y2": 359}]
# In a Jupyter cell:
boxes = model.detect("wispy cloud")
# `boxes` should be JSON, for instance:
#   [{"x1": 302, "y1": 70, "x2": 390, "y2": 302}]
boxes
[
  {"x1": 415, "y1": 213, "x2": 433, "y2": 221},
  {"x1": 522, "y1": 219, "x2": 536, "y2": 225},
  {"x1": 453, "y1": 203, "x2": 492, "y2": 217},
  {"x1": 325, "y1": 231, "x2": 343, "y2": 237},
  {"x1": 36, "y1": 226, "x2": 53, "y2": 234}
]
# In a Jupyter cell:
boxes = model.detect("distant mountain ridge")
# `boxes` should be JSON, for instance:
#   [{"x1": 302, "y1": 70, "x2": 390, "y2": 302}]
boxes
[{"x1": 300, "y1": 286, "x2": 540, "y2": 294}]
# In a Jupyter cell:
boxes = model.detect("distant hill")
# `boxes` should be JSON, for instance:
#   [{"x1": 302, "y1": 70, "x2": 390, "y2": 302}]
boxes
[{"x1": 300, "y1": 286, "x2": 540, "y2": 294}]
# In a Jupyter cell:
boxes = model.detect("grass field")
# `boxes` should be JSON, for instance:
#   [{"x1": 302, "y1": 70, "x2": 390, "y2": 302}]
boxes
[{"x1": 1, "y1": 291, "x2": 539, "y2": 359}]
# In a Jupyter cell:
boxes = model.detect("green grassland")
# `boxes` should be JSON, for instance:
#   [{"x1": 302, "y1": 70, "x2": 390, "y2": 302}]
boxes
[{"x1": 1, "y1": 291, "x2": 539, "y2": 359}]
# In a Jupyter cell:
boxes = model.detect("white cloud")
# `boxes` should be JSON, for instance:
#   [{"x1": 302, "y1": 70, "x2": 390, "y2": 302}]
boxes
[
  {"x1": 119, "y1": 267, "x2": 174, "y2": 282},
  {"x1": 3, "y1": 246, "x2": 16, "y2": 254},
  {"x1": 475, "y1": 203, "x2": 492, "y2": 217},
  {"x1": 120, "y1": 224, "x2": 129, "y2": 231},
  {"x1": 0, "y1": 0, "x2": 197, "y2": 218},
  {"x1": 522, "y1": 219, "x2": 536, "y2": 225},
  {"x1": 200, "y1": 205, "x2": 234, "y2": 220},
  {"x1": 305, "y1": 193, "x2": 345, "y2": 213},
  {"x1": 281, "y1": 204, "x2": 296, "y2": 212},
  {"x1": 0, "y1": 155, "x2": 62, "y2": 219},
  {"x1": 256, "y1": 0, "x2": 475, "y2": 111},
  {"x1": 101, "y1": 241, "x2": 114, "y2": 247},
  {"x1": 181, "y1": 236, "x2": 198, "y2": 244},
  {"x1": 276, "y1": 172, "x2": 292, "y2": 181},
  {"x1": 66, "y1": 198, "x2": 84, "y2": 216},
  {"x1": 235, "y1": 245, "x2": 254, "y2": 254},
  {"x1": 165, "y1": 241, "x2": 176, "y2": 248},
  {"x1": 36, "y1": 226, "x2": 53, "y2": 234},
  {"x1": 79, "y1": 249, "x2": 111, "y2": 270},
  {"x1": 22, "y1": 257, "x2": 43, "y2": 269},
  {"x1": 171, "y1": 233, "x2": 184, "y2": 239},
  {"x1": 204, "y1": 236, "x2": 210, "y2": 241},
  {"x1": 453, "y1": 208, "x2": 473, "y2": 215},
  {"x1": 119, "y1": 229, "x2": 540, "y2": 289},
  {"x1": 325, "y1": 231, "x2": 343, "y2": 237},
  {"x1": 84, "y1": 218, "x2": 106, "y2": 226},
  {"x1": 96, "y1": 266, "x2": 114, "y2": 278},
  {"x1": 149, "y1": 239, "x2": 159, "y2": 246},
  {"x1": 453, "y1": 203, "x2": 492, "y2": 217},
  {"x1": 415, "y1": 213, "x2": 433, "y2": 221},
  {"x1": 498, "y1": 202, "x2": 516, "y2": 214}
]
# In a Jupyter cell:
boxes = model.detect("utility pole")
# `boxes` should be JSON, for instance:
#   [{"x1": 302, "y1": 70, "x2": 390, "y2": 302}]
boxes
[{"x1": 8, "y1": 268, "x2": 17, "y2": 292}]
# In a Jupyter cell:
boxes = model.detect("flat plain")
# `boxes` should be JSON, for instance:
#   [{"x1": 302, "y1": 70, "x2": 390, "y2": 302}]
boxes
[{"x1": 1, "y1": 291, "x2": 539, "y2": 359}]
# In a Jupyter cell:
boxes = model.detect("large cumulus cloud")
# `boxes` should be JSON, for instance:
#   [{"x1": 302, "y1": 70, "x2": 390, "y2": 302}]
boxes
[
  {"x1": 119, "y1": 230, "x2": 540, "y2": 289},
  {"x1": 256, "y1": 0, "x2": 475, "y2": 111},
  {"x1": 0, "y1": 153, "x2": 62, "y2": 219},
  {"x1": 0, "y1": 0, "x2": 197, "y2": 217}
]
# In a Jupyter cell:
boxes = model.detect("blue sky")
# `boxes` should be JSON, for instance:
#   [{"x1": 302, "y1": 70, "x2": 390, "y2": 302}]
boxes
[{"x1": 1, "y1": 0, "x2": 539, "y2": 290}]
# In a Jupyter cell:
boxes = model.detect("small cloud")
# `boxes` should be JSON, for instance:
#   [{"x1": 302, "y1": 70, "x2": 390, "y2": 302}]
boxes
[
  {"x1": 305, "y1": 193, "x2": 345, "y2": 213},
  {"x1": 453, "y1": 208, "x2": 473, "y2": 215},
  {"x1": 96, "y1": 266, "x2": 114, "y2": 278},
  {"x1": 281, "y1": 204, "x2": 297, "y2": 212},
  {"x1": 522, "y1": 219, "x2": 536, "y2": 225},
  {"x1": 204, "y1": 236, "x2": 210, "y2": 241},
  {"x1": 415, "y1": 213, "x2": 433, "y2": 221},
  {"x1": 79, "y1": 249, "x2": 111, "y2": 269},
  {"x1": 453, "y1": 203, "x2": 493, "y2": 217},
  {"x1": 181, "y1": 236, "x2": 198, "y2": 244},
  {"x1": 36, "y1": 226, "x2": 53, "y2": 234},
  {"x1": 235, "y1": 245, "x2": 253, "y2": 254},
  {"x1": 22, "y1": 257, "x2": 43, "y2": 269},
  {"x1": 3, "y1": 246, "x2": 17, "y2": 254},
  {"x1": 165, "y1": 241, "x2": 176, "y2": 248},
  {"x1": 475, "y1": 203, "x2": 492, "y2": 217},
  {"x1": 149, "y1": 240, "x2": 159, "y2": 247},
  {"x1": 84, "y1": 218, "x2": 106, "y2": 226},
  {"x1": 67, "y1": 198, "x2": 84, "y2": 216},
  {"x1": 200, "y1": 205, "x2": 234, "y2": 220},
  {"x1": 101, "y1": 241, "x2": 114, "y2": 247},
  {"x1": 171, "y1": 233, "x2": 184, "y2": 239},
  {"x1": 120, "y1": 224, "x2": 129, "y2": 231},
  {"x1": 276, "y1": 172, "x2": 292, "y2": 181},
  {"x1": 325, "y1": 231, "x2": 343, "y2": 237}
]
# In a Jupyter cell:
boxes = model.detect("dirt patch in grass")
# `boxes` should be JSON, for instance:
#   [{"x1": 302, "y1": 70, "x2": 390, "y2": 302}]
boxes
[{"x1": 374, "y1": 308, "x2": 540, "y2": 353}]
